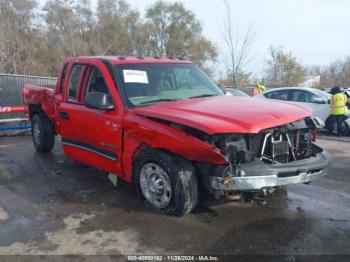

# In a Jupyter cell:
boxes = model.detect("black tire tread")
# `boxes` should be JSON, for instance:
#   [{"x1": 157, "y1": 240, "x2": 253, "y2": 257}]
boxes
[
  {"x1": 32, "y1": 113, "x2": 55, "y2": 153},
  {"x1": 134, "y1": 149, "x2": 198, "y2": 216}
]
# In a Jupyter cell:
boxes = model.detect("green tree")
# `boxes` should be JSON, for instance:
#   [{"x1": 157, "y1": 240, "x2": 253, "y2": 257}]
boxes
[{"x1": 264, "y1": 46, "x2": 306, "y2": 87}]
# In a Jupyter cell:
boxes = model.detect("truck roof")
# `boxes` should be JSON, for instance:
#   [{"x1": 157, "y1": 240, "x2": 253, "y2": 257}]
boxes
[{"x1": 65, "y1": 56, "x2": 193, "y2": 65}]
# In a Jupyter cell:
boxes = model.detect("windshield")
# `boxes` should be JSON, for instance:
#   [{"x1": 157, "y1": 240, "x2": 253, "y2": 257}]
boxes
[{"x1": 115, "y1": 63, "x2": 223, "y2": 107}]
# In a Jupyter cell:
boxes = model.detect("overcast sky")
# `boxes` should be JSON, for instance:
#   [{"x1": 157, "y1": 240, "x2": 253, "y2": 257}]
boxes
[
  {"x1": 127, "y1": 0, "x2": 350, "y2": 76},
  {"x1": 41, "y1": 0, "x2": 350, "y2": 76}
]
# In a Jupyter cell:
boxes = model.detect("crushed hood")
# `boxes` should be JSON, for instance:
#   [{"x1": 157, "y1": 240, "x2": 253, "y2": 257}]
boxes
[{"x1": 134, "y1": 96, "x2": 312, "y2": 135}]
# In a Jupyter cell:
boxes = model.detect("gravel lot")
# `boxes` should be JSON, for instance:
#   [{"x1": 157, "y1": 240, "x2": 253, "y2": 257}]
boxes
[{"x1": 0, "y1": 135, "x2": 349, "y2": 260}]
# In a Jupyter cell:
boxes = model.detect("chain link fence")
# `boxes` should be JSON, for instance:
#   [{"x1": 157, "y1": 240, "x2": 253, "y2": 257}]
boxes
[{"x1": 0, "y1": 74, "x2": 56, "y2": 132}]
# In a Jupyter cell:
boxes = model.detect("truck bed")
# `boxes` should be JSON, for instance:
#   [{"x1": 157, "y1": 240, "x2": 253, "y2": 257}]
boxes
[{"x1": 23, "y1": 85, "x2": 57, "y2": 120}]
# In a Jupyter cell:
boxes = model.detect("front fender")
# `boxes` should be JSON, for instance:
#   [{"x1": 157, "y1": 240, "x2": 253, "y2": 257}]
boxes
[{"x1": 121, "y1": 113, "x2": 227, "y2": 182}]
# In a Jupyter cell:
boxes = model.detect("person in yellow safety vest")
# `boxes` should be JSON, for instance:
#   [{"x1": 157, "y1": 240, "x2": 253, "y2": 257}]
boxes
[
  {"x1": 256, "y1": 82, "x2": 267, "y2": 93},
  {"x1": 329, "y1": 86, "x2": 348, "y2": 136}
]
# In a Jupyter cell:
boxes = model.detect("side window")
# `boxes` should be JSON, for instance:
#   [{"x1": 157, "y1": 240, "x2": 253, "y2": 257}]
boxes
[
  {"x1": 59, "y1": 64, "x2": 68, "y2": 93},
  {"x1": 291, "y1": 90, "x2": 318, "y2": 103},
  {"x1": 305, "y1": 91, "x2": 319, "y2": 103},
  {"x1": 84, "y1": 67, "x2": 113, "y2": 104},
  {"x1": 265, "y1": 90, "x2": 289, "y2": 100},
  {"x1": 277, "y1": 90, "x2": 289, "y2": 100},
  {"x1": 291, "y1": 90, "x2": 307, "y2": 102},
  {"x1": 68, "y1": 64, "x2": 85, "y2": 101}
]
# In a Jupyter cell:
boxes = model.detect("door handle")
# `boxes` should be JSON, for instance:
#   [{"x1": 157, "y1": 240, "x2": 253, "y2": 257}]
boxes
[{"x1": 59, "y1": 112, "x2": 69, "y2": 120}]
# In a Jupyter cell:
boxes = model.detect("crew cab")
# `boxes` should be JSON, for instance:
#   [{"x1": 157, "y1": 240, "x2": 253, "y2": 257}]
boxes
[{"x1": 23, "y1": 56, "x2": 330, "y2": 216}]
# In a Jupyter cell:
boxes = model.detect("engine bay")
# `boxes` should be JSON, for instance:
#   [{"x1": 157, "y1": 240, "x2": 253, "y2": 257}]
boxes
[{"x1": 210, "y1": 117, "x2": 319, "y2": 167}]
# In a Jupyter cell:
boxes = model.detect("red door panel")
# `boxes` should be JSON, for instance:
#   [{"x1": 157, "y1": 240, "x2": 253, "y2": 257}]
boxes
[
  {"x1": 57, "y1": 61, "x2": 124, "y2": 176},
  {"x1": 60, "y1": 104, "x2": 122, "y2": 174}
]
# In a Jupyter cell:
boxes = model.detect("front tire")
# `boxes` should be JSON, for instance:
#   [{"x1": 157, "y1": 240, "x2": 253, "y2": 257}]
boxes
[
  {"x1": 134, "y1": 149, "x2": 198, "y2": 216},
  {"x1": 31, "y1": 113, "x2": 55, "y2": 153}
]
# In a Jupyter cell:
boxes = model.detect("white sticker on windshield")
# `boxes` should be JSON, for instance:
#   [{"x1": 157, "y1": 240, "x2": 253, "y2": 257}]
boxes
[{"x1": 123, "y1": 70, "x2": 149, "y2": 84}]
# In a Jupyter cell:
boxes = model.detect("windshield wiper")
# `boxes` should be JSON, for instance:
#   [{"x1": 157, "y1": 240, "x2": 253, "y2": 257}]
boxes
[
  {"x1": 188, "y1": 94, "x2": 217, "y2": 99},
  {"x1": 139, "y1": 98, "x2": 180, "y2": 105}
]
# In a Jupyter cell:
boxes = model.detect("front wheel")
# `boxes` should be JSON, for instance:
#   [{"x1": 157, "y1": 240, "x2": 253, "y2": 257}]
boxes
[
  {"x1": 31, "y1": 113, "x2": 55, "y2": 153},
  {"x1": 134, "y1": 150, "x2": 198, "y2": 216}
]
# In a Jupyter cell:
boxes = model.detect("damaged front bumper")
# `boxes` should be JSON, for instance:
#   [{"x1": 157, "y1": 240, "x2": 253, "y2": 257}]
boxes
[{"x1": 209, "y1": 149, "x2": 331, "y2": 191}]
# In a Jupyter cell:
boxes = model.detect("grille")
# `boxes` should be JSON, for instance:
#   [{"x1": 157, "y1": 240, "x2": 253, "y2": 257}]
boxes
[{"x1": 272, "y1": 140, "x2": 289, "y2": 158}]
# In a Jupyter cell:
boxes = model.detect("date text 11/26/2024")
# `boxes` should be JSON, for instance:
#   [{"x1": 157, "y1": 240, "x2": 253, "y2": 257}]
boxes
[{"x1": 127, "y1": 255, "x2": 220, "y2": 261}]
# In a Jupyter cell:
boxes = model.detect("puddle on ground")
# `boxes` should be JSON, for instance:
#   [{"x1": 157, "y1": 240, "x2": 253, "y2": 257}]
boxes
[
  {"x1": 0, "y1": 207, "x2": 9, "y2": 221},
  {"x1": 0, "y1": 212, "x2": 166, "y2": 255}
]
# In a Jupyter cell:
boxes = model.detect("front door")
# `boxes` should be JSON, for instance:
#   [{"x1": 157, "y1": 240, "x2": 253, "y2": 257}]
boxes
[{"x1": 57, "y1": 62, "x2": 123, "y2": 175}]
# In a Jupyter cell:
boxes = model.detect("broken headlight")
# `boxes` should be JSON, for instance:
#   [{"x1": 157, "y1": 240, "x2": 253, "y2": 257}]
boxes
[{"x1": 211, "y1": 134, "x2": 255, "y2": 165}]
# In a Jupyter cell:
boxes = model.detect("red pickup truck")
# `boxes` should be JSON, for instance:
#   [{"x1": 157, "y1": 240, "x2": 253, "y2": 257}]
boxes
[{"x1": 23, "y1": 56, "x2": 330, "y2": 215}]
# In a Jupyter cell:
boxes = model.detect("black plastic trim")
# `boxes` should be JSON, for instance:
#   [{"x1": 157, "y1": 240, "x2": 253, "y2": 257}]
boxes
[
  {"x1": 62, "y1": 138, "x2": 117, "y2": 161},
  {"x1": 98, "y1": 58, "x2": 129, "y2": 107}
]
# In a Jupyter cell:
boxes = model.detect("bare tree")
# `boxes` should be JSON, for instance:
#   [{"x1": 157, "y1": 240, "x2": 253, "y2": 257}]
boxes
[
  {"x1": 221, "y1": 0, "x2": 256, "y2": 87},
  {"x1": 310, "y1": 57, "x2": 350, "y2": 88},
  {"x1": 264, "y1": 45, "x2": 306, "y2": 87},
  {"x1": 145, "y1": 1, "x2": 217, "y2": 72},
  {"x1": 0, "y1": 0, "x2": 218, "y2": 76},
  {"x1": 0, "y1": 0, "x2": 39, "y2": 74}
]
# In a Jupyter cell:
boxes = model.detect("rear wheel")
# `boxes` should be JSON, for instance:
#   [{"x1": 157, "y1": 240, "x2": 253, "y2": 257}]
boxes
[
  {"x1": 31, "y1": 113, "x2": 55, "y2": 153},
  {"x1": 134, "y1": 149, "x2": 198, "y2": 216}
]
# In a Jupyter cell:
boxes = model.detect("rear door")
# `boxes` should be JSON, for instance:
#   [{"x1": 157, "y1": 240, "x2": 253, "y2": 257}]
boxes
[
  {"x1": 56, "y1": 64, "x2": 86, "y2": 142},
  {"x1": 290, "y1": 89, "x2": 329, "y2": 122},
  {"x1": 57, "y1": 61, "x2": 123, "y2": 175}
]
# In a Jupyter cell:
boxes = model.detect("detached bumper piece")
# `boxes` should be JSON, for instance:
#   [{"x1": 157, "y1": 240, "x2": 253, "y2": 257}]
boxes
[{"x1": 209, "y1": 149, "x2": 331, "y2": 191}]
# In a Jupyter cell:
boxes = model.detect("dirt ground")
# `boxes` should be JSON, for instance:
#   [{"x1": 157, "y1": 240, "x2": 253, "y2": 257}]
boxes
[{"x1": 0, "y1": 135, "x2": 349, "y2": 260}]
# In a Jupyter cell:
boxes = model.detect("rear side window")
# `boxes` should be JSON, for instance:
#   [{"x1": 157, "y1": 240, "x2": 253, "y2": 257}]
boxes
[
  {"x1": 265, "y1": 90, "x2": 289, "y2": 101},
  {"x1": 59, "y1": 63, "x2": 68, "y2": 93},
  {"x1": 67, "y1": 64, "x2": 85, "y2": 101}
]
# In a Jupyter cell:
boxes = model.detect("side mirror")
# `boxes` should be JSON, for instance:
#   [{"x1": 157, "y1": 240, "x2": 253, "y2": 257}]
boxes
[
  {"x1": 217, "y1": 84, "x2": 227, "y2": 94},
  {"x1": 311, "y1": 97, "x2": 326, "y2": 104},
  {"x1": 85, "y1": 92, "x2": 114, "y2": 110}
]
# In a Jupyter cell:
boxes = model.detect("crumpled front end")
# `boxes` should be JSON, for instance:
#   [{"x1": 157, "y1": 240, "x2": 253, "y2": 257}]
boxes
[{"x1": 203, "y1": 117, "x2": 331, "y2": 192}]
